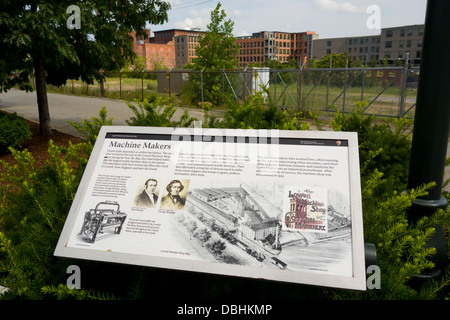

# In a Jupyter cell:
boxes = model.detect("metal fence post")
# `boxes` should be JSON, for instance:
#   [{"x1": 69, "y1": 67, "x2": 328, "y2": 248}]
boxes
[
  {"x1": 326, "y1": 55, "x2": 332, "y2": 110},
  {"x1": 141, "y1": 68, "x2": 145, "y2": 101},
  {"x1": 298, "y1": 62, "x2": 303, "y2": 111},
  {"x1": 273, "y1": 70, "x2": 277, "y2": 104},
  {"x1": 167, "y1": 69, "x2": 172, "y2": 98},
  {"x1": 343, "y1": 59, "x2": 348, "y2": 113},
  {"x1": 399, "y1": 52, "x2": 409, "y2": 119},
  {"x1": 361, "y1": 54, "x2": 368, "y2": 101}
]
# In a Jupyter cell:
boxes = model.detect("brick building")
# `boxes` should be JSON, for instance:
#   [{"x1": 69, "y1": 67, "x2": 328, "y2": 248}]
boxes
[
  {"x1": 131, "y1": 28, "x2": 205, "y2": 70},
  {"x1": 130, "y1": 30, "x2": 176, "y2": 70},
  {"x1": 131, "y1": 28, "x2": 317, "y2": 70},
  {"x1": 235, "y1": 31, "x2": 317, "y2": 67}
]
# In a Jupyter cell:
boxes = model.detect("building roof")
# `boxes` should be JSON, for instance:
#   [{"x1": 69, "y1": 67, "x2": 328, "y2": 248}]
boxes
[{"x1": 153, "y1": 28, "x2": 206, "y2": 34}]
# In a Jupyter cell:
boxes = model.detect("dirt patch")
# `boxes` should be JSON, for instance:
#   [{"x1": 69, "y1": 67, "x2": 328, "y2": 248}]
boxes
[{"x1": 0, "y1": 116, "x2": 83, "y2": 187}]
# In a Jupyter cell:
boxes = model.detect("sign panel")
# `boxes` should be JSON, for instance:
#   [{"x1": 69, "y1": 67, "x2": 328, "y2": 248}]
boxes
[{"x1": 54, "y1": 126, "x2": 366, "y2": 290}]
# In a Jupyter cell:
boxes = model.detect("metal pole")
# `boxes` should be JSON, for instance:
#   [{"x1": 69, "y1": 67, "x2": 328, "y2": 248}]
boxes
[
  {"x1": 406, "y1": 0, "x2": 450, "y2": 281},
  {"x1": 399, "y1": 52, "x2": 409, "y2": 119},
  {"x1": 361, "y1": 54, "x2": 368, "y2": 101},
  {"x1": 167, "y1": 69, "x2": 172, "y2": 98},
  {"x1": 326, "y1": 55, "x2": 332, "y2": 110},
  {"x1": 298, "y1": 61, "x2": 303, "y2": 111},
  {"x1": 343, "y1": 59, "x2": 348, "y2": 113}
]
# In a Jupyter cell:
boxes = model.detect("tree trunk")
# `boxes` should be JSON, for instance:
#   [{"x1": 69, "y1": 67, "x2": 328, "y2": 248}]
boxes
[
  {"x1": 100, "y1": 81, "x2": 105, "y2": 97},
  {"x1": 33, "y1": 56, "x2": 52, "y2": 136}
]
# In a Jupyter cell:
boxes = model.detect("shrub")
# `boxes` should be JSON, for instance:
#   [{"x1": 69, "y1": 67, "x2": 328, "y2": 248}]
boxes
[
  {"x1": 204, "y1": 91, "x2": 310, "y2": 131},
  {"x1": 0, "y1": 112, "x2": 32, "y2": 154},
  {"x1": 0, "y1": 141, "x2": 90, "y2": 299},
  {"x1": 67, "y1": 105, "x2": 113, "y2": 146},
  {"x1": 126, "y1": 96, "x2": 196, "y2": 128},
  {"x1": 331, "y1": 100, "x2": 413, "y2": 196}
]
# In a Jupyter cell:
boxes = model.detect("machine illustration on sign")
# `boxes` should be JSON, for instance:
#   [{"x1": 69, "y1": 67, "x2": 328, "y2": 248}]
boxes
[{"x1": 80, "y1": 201, "x2": 127, "y2": 243}]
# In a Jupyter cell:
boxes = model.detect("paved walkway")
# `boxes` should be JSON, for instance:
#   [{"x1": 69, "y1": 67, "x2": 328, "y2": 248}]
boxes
[
  {"x1": 1, "y1": 89, "x2": 449, "y2": 191},
  {"x1": 0, "y1": 89, "x2": 212, "y2": 137}
]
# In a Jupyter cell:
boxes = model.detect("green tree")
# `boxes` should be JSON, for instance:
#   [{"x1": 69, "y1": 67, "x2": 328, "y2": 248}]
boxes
[
  {"x1": 185, "y1": 2, "x2": 239, "y2": 105},
  {"x1": 316, "y1": 52, "x2": 353, "y2": 69},
  {"x1": 193, "y1": 2, "x2": 239, "y2": 71},
  {"x1": 0, "y1": 1, "x2": 170, "y2": 136}
]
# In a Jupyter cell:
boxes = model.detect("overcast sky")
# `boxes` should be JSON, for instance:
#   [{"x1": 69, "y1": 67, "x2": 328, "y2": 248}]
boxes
[{"x1": 149, "y1": 0, "x2": 427, "y2": 39}]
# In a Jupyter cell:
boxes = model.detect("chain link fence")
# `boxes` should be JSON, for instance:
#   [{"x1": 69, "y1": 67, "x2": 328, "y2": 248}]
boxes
[{"x1": 45, "y1": 66, "x2": 419, "y2": 119}]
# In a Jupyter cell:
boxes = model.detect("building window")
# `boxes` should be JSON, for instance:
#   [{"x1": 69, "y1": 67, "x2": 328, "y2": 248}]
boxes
[
  {"x1": 418, "y1": 39, "x2": 422, "y2": 47},
  {"x1": 400, "y1": 29, "x2": 405, "y2": 37},
  {"x1": 399, "y1": 40, "x2": 404, "y2": 48},
  {"x1": 408, "y1": 28, "x2": 413, "y2": 36},
  {"x1": 327, "y1": 40, "x2": 332, "y2": 46},
  {"x1": 419, "y1": 27, "x2": 424, "y2": 36},
  {"x1": 385, "y1": 41, "x2": 392, "y2": 48},
  {"x1": 386, "y1": 30, "x2": 393, "y2": 37},
  {"x1": 416, "y1": 50, "x2": 421, "y2": 58}
]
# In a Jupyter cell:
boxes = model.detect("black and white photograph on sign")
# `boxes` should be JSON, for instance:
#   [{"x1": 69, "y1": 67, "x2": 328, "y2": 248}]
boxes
[
  {"x1": 159, "y1": 179, "x2": 190, "y2": 212},
  {"x1": 54, "y1": 126, "x2": 365, "y2": 290},
  {"x1": 134, "y1": 178, "x2": 160, "y2": 208}
]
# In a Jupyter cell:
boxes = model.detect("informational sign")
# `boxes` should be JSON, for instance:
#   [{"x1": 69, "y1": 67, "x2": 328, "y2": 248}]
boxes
[{"x1": 54, "y1": 126, "x2": 366, "y2": 290}]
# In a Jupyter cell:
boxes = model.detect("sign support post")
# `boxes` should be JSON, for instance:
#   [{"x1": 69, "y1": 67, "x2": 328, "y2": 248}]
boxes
[{"x1": 407, "y1": 0, "x2": 450, "y2": 281}]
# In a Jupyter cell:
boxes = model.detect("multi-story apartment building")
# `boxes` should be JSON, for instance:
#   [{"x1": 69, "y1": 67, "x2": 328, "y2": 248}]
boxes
[
  {"x1": 313, "y1": 35, "x2": 380, "y2": 64},
  {"x1": 235, "y1": 31, "x2": 317, "y2": 68},
  {"x1": 380, "y1": 24, "x2": 424, "y2": 65},
  {"x1": 312, "y1": 24, "x2": 424, "y2": 66}
]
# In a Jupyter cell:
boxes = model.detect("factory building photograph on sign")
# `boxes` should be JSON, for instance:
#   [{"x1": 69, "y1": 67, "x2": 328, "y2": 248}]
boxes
[{"x1": 55, "y1": 126, "x2": 365, "y2": 290}]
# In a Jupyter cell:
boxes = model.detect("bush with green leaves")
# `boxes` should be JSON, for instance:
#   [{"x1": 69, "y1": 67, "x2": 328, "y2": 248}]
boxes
[
  {"x1": 67, "y1": 105, "x2": 113, "y2": 146},
  {"x1": 0, "y1": 141, "x2": 90, "y2": 299},
  {"x1": 0, "y1": 112, "x2": 32, "y2": 154},
  {"x1": 331, "y1": 100, "x2": 413, "y2": 196},
  {"x1": 328, "y1": 152, "x2": 450, "y2": 300},
  {"x1": 126, "y1": 96, "x2": 196, "y2": 128},
  {"x1": 203, "y1": 91, "x2": 310, "y2": 131}
]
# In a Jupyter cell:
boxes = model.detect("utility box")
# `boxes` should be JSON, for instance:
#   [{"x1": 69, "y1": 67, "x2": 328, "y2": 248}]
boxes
[
  {"x1": 251, "y1": 67, "x2": 270, "y2": 94},
  {"x1": 239, "y1": 67, "x2": 270, "y2": 99},
  {"x1": 157, "y1": 70, "x2": 189, "y2": 94}
]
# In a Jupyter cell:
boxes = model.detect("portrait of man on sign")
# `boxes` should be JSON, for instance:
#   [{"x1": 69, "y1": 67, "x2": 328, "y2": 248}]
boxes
[
  {"x1": 160, "y1": 179, "x2": 188, "y2": 211},
  {"x1": 134, "y1": 178, "x2": 159, "y2": 208}
]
